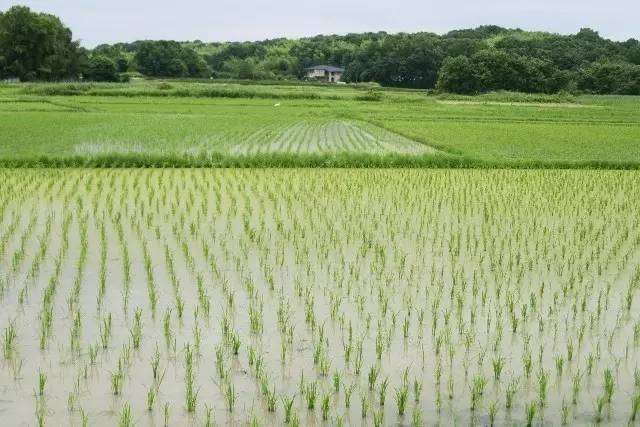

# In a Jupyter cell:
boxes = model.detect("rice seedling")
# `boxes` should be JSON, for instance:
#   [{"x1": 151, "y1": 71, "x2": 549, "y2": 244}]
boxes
[
  {"x1": 411, "y1": 406, "x2": 423, "y2": 426},
  {"x1": 230, "y1": 333, "x2": 241, "y2": 355},
  {"x1": 603, "y1": 368, "x2": 615, "y2": 403},
  {"x1": 130, "y1": 308, "x2": 143, "y2": 349},
  {"x1": 215, "y1": 346, "x2": 225, "y2": 378},
  {"x1": 373, "y1": 408, "x2": 385, "y2": 427},
  {"x1": 3, "y1": 322, "x2": 17, "y2": 359},
  {"x1": 332, "y1": 371, "x2": 341, "y2": 393},
  {"x1": 492, "y1": 356, "x2": 505, "y2": 381},
  {"x1": 525, "y1": 401, "x2": 537, "y2": 427},
  {"x1": 111, "y1": 369, "x2": 123, "y2": 395},
  {"x1": 319, "y1": 352, "x2": 331, "y2": 376},
  {"x1": 147, "y1": 386, "x2": 156, "y2": 411},
  {"x1": 571, "y1": 370, "x2": 582, "y2": 404},
  {"x1": 505, "y1": 378, "x2": 519, "y2": 410},
  {"x1": 100, "y1": 313, "x2": 112, "y2": 350},
  {"x1": 594, "y1": 394, "x2": 607, "y2": 423},
  {"x1": 305, "y1": 381, "x2": 318, "y2": 410},
  {"x1": 266, "y1": 386, "x2": 278, "y2": 412},
  {"x1": 184, "y1": 344, "x2": 198, "y2": 412},
  {"x1": 488, "y1": 400, "x2": 498, "y2": 426},
  {"x1": 379, "y1": 377, "x2": 389, "y2": 406},
  {"x1": 555, "y1": 355, "x2": 564, "y2": 378},
  {"x1": 344, "y1": 384, "x2": 354, "y2": 408},
  {"x1": 223, "y1": 380, "x2": 237, "y2": 412},
  {"x1": 289, "y1": 411, "x2": 300, "y2": 427},
  {"x1": 37, "y1": 370, "x2": 46, "y2": 397},
  {"x1": 470, "y1": 375, "x2": 486, "y2": 411},
  {"x1": 395, "y1": 383, "x2": 409, "y2": 416},
  {"x1": 151, "y1": 346, "x2": 161, "y2": 381},
  {"x1": 282, "y1": 394, "x2": 295, "y2": 423},
  {"x1": 361, "y1": 395, "x2": 369, "y2": 419},
  {"x1": 368, "y1": 365, "x2": 379, "y2": 391},
  {"x1": 321, "y1": 391, "x2": 331, "y2": 420},
  {"x1": 119, "y1": 402, "x2": 133, "y2": 427},
  {"x1": 204, "y1": 405, "x2": 214, "y2": 427},
  {"x1": 538, "y1": 370, "x2": 549, "y2": 407},
  {"x1": 413, "y1": 378, "x2": 422, "y2": 403},
  {"x1": 88, "y1": 343, "x2": 98, "y2": 365}
]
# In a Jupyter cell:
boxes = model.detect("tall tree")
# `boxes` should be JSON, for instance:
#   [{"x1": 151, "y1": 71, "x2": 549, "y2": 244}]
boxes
[{"x1": 0, "y1": 6, "x2": 85, "y2": 81}]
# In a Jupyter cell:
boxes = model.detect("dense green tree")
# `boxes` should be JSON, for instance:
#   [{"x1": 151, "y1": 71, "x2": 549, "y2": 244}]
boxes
[
  {"x1": 623, "y1": 39, "x2": 640, "y2": 65},
  {"x1": 579, "y1": 61, "x2": 640, "y2": 95},
  {"x1": 222, "y1": 58, "x2": 261, "y2": 80},
  {"x1": 439, "y1": 38, "x2": 485, "y2": 58},
  {"x1": 438, "y1": 50, "x2": 551, "y2": 93},
  {"x1": 436, "y1": 56, "x2": 479, "y2": 93},
  {"x1": 134, "y1": 40, "x2": 209, "y2": 77},
  {"x1": 86, "y1": 54, "x2": 118, "y2": 81},
  {"x1": 0, "y1": 5, "x2": 85, "y2": 81},
  {"x1": 93, "y1": 44, "x2": 130, "y2": 72},
  {"x1": 167, "y1": 58, "x2": 188, "y2": 77},
  {"x1": 341, "y1": 34, "x2": 442, "y2": 87},
  {"x1": 471, "y1": 49, "x2": 546, "y2": 92},
  {"x1": 115, "y1": 57, "x2": 129, "y2": 73},
  {"x1": 179, "y1": 47, "x2": 210, "y2": 77}
]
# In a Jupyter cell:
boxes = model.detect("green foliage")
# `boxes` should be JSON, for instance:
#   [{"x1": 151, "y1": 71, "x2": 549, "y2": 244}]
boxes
[
  {"x1": 437, "y1": 49, "x2": 551, "y2": 93},
  {"x1": 0, "y1": 6, "x2": 86, "y2": 81},
  {"x1": 134, "y1": 40, "x2": 210, "y2": 78},
  {"x1": 436, "y1": 56, "x2": 478, "y2": 94},
  {"x1": 86, "y1": 55, "x2": 119, "y2": 82},
  {"x1": 579, "y1": 61, "x2": 640, "y2": 95}
]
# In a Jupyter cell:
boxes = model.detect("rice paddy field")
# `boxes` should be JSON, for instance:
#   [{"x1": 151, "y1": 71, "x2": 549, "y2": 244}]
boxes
[
  {"x1": 1, "y1": 81, "x2": 640, "y2": 427},
  {"x1": 1, "y1": 81, "x2": 639, "y2": 167},
  {"x1": 1, "y1": 169, "x2": 640, "y2": 426}
]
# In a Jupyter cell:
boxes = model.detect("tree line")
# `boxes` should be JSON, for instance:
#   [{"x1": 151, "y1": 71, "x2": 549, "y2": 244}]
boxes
[{"x1": 1, "y1": 5, "x2": 639, "y2": 94}]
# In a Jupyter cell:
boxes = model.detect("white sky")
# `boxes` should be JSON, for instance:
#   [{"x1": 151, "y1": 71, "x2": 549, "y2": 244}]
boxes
[{"x1": 2, "y1": 0, "x2": 637, "y2": 47}]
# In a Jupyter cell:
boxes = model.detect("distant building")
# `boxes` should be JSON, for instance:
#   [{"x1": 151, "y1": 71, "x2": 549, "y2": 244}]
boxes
[{"x1": 305, "y1": 65, "x2": 345, "y2": 83}]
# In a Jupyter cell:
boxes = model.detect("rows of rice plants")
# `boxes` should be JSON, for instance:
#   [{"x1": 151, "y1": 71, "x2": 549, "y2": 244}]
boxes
[
  {"x1": 0, "y1": 169, "x2": 639, "y2": 425},
  {"x1": 69, "y1": 119, "x2": 434, "y2": 159},
  {"x1": 229, "y1": 120, "x2": 433, "y2": 156}
]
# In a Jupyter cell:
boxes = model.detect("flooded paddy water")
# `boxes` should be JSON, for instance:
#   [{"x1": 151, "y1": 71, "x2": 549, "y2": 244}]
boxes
[{"x1": 0, "y1": 169, "x2": 639, "y2": 426}]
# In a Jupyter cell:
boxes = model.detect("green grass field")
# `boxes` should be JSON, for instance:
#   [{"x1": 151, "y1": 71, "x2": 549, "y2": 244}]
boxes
[{"x1": 1, "y1": 80, "x2": 639, "y2": 167}]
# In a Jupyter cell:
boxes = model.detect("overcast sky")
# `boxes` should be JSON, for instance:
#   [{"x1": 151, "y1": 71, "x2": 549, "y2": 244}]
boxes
[{"x1": 3, "y1": 0, "x2": 637, "y2": 47}]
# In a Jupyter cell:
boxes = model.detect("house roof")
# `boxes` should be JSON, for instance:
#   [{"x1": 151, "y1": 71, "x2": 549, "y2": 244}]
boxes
[{"x1": 305, "y1": 65, "x2": 345, "y2": 72}]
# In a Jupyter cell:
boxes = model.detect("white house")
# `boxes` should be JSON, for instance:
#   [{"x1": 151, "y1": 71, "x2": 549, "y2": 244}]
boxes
[{"x1": 305, "y1": 65, "x2": 345, "y2": 83}]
